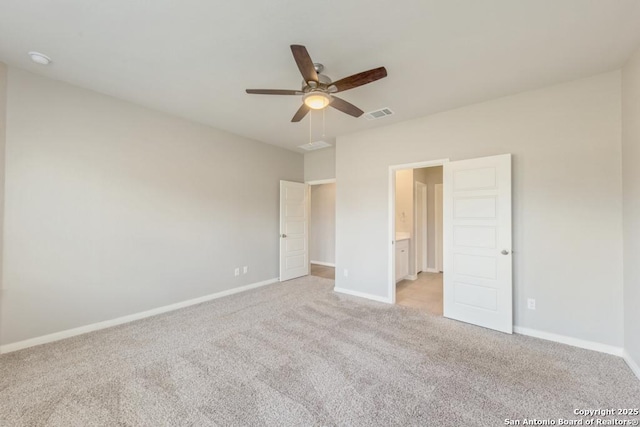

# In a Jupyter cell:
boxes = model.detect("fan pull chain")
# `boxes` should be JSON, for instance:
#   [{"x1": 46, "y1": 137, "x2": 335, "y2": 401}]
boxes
[
  {"x1": 322, "y1": 108, "x2": 326, "y2": 138},
  {"x1": 309, "y1": 110, "x2": 312, "y2": 145}
]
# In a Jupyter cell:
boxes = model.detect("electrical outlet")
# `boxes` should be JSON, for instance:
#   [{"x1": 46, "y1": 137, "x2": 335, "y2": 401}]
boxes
[
  {"x1": 343, "y1": 269, "x2": 349, "y2": 277},
  {"x1": 234, "y1": 267, "x2": 240, "y2": 277},
  {"x1": 243, "y1": 266, "x2": 248, "y2": 274},
  {"x1": 527, "y1": 298, "x2": 536, "y2": 310}
]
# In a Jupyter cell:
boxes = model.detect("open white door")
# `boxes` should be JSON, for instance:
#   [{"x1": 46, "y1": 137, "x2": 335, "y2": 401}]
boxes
[
  {"x1": 443, "y1": 154, "x2": 512, "y2": 333},
  {"x1": 279, "y1": 180, "x2": 309, "y2": 281}
]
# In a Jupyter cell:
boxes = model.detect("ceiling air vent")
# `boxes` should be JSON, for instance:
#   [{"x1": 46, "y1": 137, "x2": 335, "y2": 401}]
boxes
[
  {"x1": 364, "y1": 107, "x2": 394, "y2": 120},
  {"x1": 298, "y1": 140, "x2": 332, "y2": 151}
]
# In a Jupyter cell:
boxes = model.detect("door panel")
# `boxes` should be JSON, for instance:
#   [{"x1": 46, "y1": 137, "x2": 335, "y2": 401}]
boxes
[
  {"x1": 443, "y1": 154, "x2": 512, "y2": 333},
  {"x1": 454, "y1": 197, "x2": 497, "y2": 218},
  {"x1": 453, "y1": 226, "x2": 496, "y2": 248},
  {"x1": 454, "y1": 253, "x2": 497, "y2": 279},
  {"x1": 454, "y1": 282, "x2": 498, "y2": 311},
  {"x1": 453, "y1": 167, "x2": 496, "y2": 189},
  {"x1": 280, "y1": 180, "x2": 309, "y2": 281}
]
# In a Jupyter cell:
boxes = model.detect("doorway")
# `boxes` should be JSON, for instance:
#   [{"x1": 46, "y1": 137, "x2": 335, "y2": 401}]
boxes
[
  {"x1": 388, "y1": 154, "x2": 514, "y2": 334},
  {"x1": 308, "y1": 179, "x2": 336, "y2": 280},
  {"x1": 393, "y1": 165, "x2": 444, "y2": 315}
]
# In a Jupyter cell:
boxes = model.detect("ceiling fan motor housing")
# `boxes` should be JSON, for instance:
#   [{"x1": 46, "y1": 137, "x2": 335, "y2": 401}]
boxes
[{"x1": 302, "y1": 73, "x2": 333, "y2": 92}]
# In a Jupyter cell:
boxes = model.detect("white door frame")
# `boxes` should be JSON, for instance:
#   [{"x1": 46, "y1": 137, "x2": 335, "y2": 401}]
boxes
[
  {"x1": 306, "y1": 179, "x2": 336, "y2": 186},
  {"x1": 306, "y1": 178, "x2": 337, "y2": 270},
  {"x1": 414, "y1": 181, "x2": 427, "y2": 273},
  {"x1": 434, "y1": 183, "x2": 443, "y2": 272},
  {"x1": 388, "y1": 159, "x2": 449, "y2": 303}
]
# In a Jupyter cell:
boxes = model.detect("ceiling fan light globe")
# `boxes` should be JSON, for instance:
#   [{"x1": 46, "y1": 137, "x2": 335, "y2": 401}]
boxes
[{"x1": 303, "y1": 92, "x2": 331, "y2": 110}]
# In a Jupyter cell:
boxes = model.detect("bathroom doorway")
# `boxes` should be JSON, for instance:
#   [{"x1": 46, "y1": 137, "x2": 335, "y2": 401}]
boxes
[
  {"x1": 390, "y1": 155, "x2": 513, "y2": 332},
  {"x1": 391, "y1": 161, "x2": 445, "y2": 316}
]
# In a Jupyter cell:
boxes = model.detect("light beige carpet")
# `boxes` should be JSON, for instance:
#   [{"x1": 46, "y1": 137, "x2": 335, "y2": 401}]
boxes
[{"x1": 1, "y1": 275, "x2": 638, "y2": 426}]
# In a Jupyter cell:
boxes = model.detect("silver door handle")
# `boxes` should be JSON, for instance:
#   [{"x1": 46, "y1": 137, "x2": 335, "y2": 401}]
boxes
[
  {"x1": 281, "y1": 234, "x2": 287, "y2": 238},
  {"x1": 501, "y1": 249, "x2": 510, "y2": 255}
]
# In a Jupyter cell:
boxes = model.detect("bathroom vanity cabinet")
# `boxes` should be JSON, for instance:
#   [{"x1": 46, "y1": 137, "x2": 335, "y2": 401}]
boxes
[{"x1": 395, "y1": 238, "x2": 409, "y2": 282}]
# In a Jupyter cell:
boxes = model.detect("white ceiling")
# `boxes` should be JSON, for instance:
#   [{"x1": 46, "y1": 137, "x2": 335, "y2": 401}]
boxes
[{"x1": 1, "y1": 0, "x2": 640, "y2": 152}]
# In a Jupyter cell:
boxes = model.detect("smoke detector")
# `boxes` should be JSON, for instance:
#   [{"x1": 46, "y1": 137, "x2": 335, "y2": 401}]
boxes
[{"x1": 28, "y1": 52, "x2": 52, "y2": 65}]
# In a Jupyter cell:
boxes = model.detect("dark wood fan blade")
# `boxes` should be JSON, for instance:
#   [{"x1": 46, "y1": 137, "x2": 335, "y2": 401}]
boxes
[
  {"x1": 291, "y1": 104, "x2": 310, "y2": 122},
  {"x1": 331, "y1": 67, "x2": 387, "y2": 92},
  {"x1": 330, "y1": 96, "x2": 364, "y2": 118},
  {"x1": 290, "y1": 45, "x2": 318, "y2": 83},
  {"x1": 246, "y1": 89, "x2": 302, "y2": 95}
]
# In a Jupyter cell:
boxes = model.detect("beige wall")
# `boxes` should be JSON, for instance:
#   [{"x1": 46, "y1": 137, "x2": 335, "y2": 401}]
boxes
[
  {"x1": 310, "y1": 183, "x2": 335, "y2": 265},
  {"x1": 0, "y1": 63, "x2": 6, "y2": 298},
  {"x1": 622, "y1": 48, "x2": 640, "y2": 370},
  {"x1": 394, "y1": 169, "x2": 413, "y2": 235},
  {"x1": 414, "y1": 166, "x2": 442, "y2": 270},
  {"x1": 0, "y1": 67, "x2": 303, "y2": 346},
  {"x1": 336, "y1": 71, "x2": 623, "y2": 347},
  {"x1": 304, "y1": 147, "x2": 335, "y2": 182},
  {"x1": 395, "y1": 169, "x2": 415, "y2": 275}
]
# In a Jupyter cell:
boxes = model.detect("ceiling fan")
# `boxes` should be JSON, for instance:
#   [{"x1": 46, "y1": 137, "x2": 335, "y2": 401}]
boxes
[{"x1": 246, "y1": 45, "x2": 387, "y2": 122}]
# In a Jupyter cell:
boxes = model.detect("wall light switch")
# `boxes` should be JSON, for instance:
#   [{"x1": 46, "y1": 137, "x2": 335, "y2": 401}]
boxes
[
  {"x1": 243, "y1": 266, "x2": 248, "y2": 274},
  {"x1": 527, "y1": 298, "x2": 536, "y2": 310},
  {"x1": 343, "y1": 269, "x2": 349, "y2": 277},
  {"x1": 234, "y1": 268, "x2": 240, "y2": 277}
]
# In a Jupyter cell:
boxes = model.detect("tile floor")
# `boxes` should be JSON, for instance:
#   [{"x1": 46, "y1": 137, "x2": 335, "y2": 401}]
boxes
[
  {"x1": 396, "y1": 272, "x2": 443, "y2": 315},
  {"x1": 310, "y1": 263, "x2": 335, "y2": 280},
  {"x1": 310, "y1": 264, "x2": 441, "y2": 316}
]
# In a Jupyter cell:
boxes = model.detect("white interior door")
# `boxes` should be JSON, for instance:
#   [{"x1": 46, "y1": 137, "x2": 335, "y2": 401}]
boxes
[
  {"x1": 415, "y1": 182, "x2": 427, "y2": 273},
  {"x1": 280, "y1": 180, "x2": 309, "y2": 281},
  {"x1": 443, "y1": 154, "x2": 512, "y2": 333},
  {"x1": 435, "y1": 184, "x2": 443, "y2": 272}
]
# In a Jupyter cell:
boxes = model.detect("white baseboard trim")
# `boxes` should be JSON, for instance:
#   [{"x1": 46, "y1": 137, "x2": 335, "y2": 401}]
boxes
[
  {"x1": 406, "y1": 274, "x2": 418, "y2": 281},
  {"x1": 334, "y1": 287, "x2": 393, "y2": 304},
  {"x1": 513, "y1": 326, "x2": 623, "y2": 357},
  {"x1": 0, "y1": 278, "x2": 279, "y2": 355},
  {"x1": 623, "y1": 350, "x2": 640, "y2": 381},
  {"x1": 310, "y1": 261, "x2": 336, "y2": 267},
  {"x1": 425, "y1": 268, "x2": 440, "y2": 273}
]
